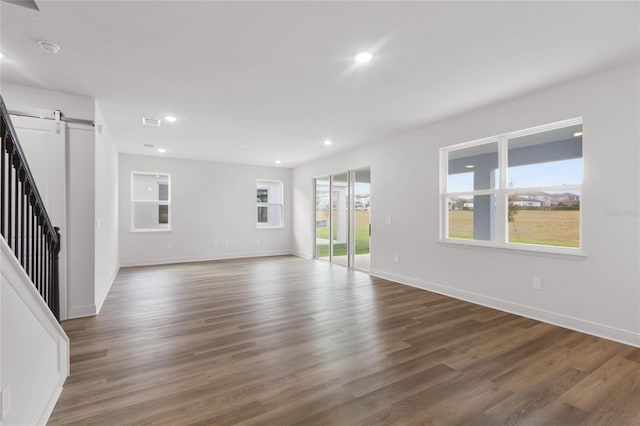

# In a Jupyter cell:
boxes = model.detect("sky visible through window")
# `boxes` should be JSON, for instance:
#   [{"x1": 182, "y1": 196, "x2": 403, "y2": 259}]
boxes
[{"x1": 448, "y1": 159, "x2": 582, "y2": 193}]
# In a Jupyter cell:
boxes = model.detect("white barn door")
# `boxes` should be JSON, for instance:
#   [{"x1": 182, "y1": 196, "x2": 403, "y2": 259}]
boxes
[{"x1": 10, "y1": 115, "x2": 68, "y2": 320}]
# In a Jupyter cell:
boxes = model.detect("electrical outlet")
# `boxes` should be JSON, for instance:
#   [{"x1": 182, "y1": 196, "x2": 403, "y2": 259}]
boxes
[
  {"x1": 386, "y1": 216, "x2": 392, "y2": 225},
  {"x1": 224, "y1": 240, "x2": 230, "y2": 247},
  {"x1": 394, "y1": 254, "x2": 399, "y2": 264},
  {"x1": 256, "y1": 239, "x2": 261, "y2": 246},
  {"x1": 532, "y1": 276, "x2": 542, "y2": 290},
  {"x1": 166, "y1": 242, "x2": 172, "y2": 249}
]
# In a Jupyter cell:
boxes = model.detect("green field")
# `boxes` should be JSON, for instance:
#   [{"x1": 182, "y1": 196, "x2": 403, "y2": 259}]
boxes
[
  {"x1": 449, "y1": 210, "x2": 580, "y2": 247},
  {"x1": 316, "y1": 210, "x2": 370, "y2": 257}
]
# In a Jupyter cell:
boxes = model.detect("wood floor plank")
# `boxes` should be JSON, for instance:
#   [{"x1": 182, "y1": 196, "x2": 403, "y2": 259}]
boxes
[{"x1": 48, "y1": 256, "x2": 640, "y2": 425}]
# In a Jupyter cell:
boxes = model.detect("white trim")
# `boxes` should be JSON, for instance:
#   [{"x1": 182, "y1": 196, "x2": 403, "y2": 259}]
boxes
[
  {"x1": 291, "y1": 250, "x2": 313, "y2": 259},
  {"x1": 440, "y1": 117, "x2": 583, "y2": 253},
  {"x1": 440, "y1": 238, "x2": 586, "y2": 257},
  {"x1": 96, "y1": 266, "x2": 119, "y2": 315},
  {"x1": 130, "y1": 171, "x2": 172, "y2": 232},
  {"x1": 67, "y1": 304, "x2": 97, "y2": 319},
  {"x1": 0, "y1": 237, "x2": 69, "y2": 425},
  {"x1": 503, "y1": 116, "x2": 583, "y2": 140},
  {"x1": 0, "y1": 238, "x2": 69, "y2": 368},
  {"x1": 256, "y1": 179, "x2": 284, "y2": 228},
  {"x1": 120, "y1": 249, "x2": 293, "y2": 267},
  {"x1": 370, "y1": 269, "x2": 639, "y2": 348},
  {"x1": 31, "y1": 376, "x2": 64, "y2": 426}
]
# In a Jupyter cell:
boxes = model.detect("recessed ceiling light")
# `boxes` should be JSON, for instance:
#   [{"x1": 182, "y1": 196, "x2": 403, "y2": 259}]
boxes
[
  {"x1": 158, "y1": 148, "x2": 166, "y2": 153},
  {"x1": 355, "y1": 52, "x2": 373, "y2": 64},
  {"x1": 573, "y1": 131, "x2": 583, "y2": 137},
  {"x1": 324, "y1": 140, "x2": 332, "y2": 146},
  {"x1": 465, "y1": 165, "x2": 475, "y2": 169},
  {"x1": 275, "y1": 160, "x2": 281, "y2": 164},
  {"x1": 164, "y1": 115, "x2": 177, "y2": 123},
  {"x1": 38, "y1": 40, "x2": 61, "y2": 54}
]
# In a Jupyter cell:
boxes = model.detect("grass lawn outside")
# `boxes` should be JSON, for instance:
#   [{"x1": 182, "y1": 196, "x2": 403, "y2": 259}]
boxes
[
  {"x1": 316, "y1": 210, "x2": 370, "y2": 257},
  {"x1": 448, "y1": 210, "x2": 580, "y2": 248}
]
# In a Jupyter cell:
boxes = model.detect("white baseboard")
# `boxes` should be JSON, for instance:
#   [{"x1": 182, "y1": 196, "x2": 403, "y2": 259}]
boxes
[
  {"x1": 290, "y1": 250, "x2": 312, "y2": 259},
  {"x1": 119, "y1": 249, "x2": 294, "y2": 268},
  {"x1": 32, "y1": 376, "x2": 65, "y2": 426},
  {"x1": 96, "y1": 265, "x2": 120, "y2": 315},
  {"x1": 67, "y1": 303, "x2": 97, "y2": 319},
  {"x1": 370, "y1": 269, "x2": 640, "y2": 348}
]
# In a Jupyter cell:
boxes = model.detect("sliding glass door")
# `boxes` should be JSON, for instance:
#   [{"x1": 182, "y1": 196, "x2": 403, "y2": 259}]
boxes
[
  {"x1": 315, "y1": 177, "x2": 330, "y2": 260},
  {"x1": 331, "y1": 173, "x2": 349, "y2": 267},
  {"x1": 353, "y1": 168, "x2": 371, "y2": 271},
  {"x1": 314, "y1": 167, "x2": 370, "y2": 271}
]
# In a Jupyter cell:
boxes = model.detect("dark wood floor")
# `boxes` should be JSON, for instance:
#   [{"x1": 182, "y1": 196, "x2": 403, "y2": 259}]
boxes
[{"x1": 49, "y1": 256, "x2": 640, "y2": 425}]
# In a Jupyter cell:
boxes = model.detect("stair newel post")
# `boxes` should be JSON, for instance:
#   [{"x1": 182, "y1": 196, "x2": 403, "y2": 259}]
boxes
[{"x1": 52, "y1": 226, "x2": 61, "y2": 321}]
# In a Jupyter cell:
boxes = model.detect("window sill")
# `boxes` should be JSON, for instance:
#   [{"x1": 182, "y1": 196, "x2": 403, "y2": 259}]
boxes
[
  {"x1": 130, "y1": 228, "x2": 172, "y2": 233},
  {"x1": 439, "y1": 238, "x2": 586, "y2": 259},
  {"x1": 256, "y1": 226, "x2": 284, "y2": 230}
]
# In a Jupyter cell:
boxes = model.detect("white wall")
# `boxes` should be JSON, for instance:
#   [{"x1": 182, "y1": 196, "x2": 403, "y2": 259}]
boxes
[
  {"x1": 1, "y1": 238, "x2": 69, "y2": 426},
  {"x1": 66, "y1": 125, "x2": 96, "y2": 318},
  {"x1": 292, "y1": 62, "x2": 640, "y2": 347},
  {"x1": 94, "y1": 101, "x2": 119, "y2": 313},
  {"x1": 119, "y1": 154, "x2": 292, "y2": 266},
  {"x1": 0, "y1": 82, "x2": 98, "y2": 319}
]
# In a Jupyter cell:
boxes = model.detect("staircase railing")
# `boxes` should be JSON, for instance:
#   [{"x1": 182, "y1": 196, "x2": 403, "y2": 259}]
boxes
[{"x1": 0, "y1": 95, "x2": 61, "y2": 321}]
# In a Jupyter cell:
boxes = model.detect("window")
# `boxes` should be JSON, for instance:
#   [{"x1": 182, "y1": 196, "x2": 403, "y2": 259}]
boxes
[
  {"x1": 256, "y1": 180, "x2": 283, "y2": 228},
  {"x1": 441, "y1": 118, "x2": 583, "y2": 253},
  {"x1": 131, "y1": 172, "x2": 171, "y2": 231}
]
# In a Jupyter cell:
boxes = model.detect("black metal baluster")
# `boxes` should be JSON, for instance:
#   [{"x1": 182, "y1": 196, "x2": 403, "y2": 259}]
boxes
[
  {"x1": 7, "y1": 142, "x2": 12, "y2": 251},
  {"x1": 20, "y1": 172, "x2": 26, "y2": 267},
  {"x1": 40, "y1": 227, "x2": 45, "y2": 300},
  {"x1": 0, "y1": 96, "x2": 62, "y2": 322},
  {"x1": 26, "y1": 189, "x2": 31, "y2": 279},
  {"x1": 13, "y1": 161, "x2": 19, "y2": 257},
  {"x1": 45, "y1": 233, "x2": 49, "y2": 309},
  {"x1": 53, "y1": 227, "x2": 60, "y2": 320},
  {"x1": 1, "y1": 121, "x2": 5, "y2": 239},
  {"x1": 36, "y1": 219, "x2": 41, "y2": 293},
  {"x1": 30, "y1": 199, "x2": 35, "y2": 281}
]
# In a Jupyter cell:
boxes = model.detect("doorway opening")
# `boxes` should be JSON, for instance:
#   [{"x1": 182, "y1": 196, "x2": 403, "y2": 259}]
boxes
[{"x1": 314, "y1": 167, "x2": 371, "y2": 271}]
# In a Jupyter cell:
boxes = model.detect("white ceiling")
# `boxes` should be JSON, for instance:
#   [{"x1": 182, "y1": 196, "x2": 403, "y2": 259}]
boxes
[{"x1": 0, "y1": 1, "x2": 638, "y2": 167}]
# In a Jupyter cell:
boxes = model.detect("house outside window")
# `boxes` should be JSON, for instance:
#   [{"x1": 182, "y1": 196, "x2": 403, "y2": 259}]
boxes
[
  {"x1": 257, "y1": 180, "x2": 283, "y2": 229},
  {"x1": 131, "y1": 172, "x2": 171, "y2": 231},
  {"x1": 441, "y1": 118, "x2": 583, "y2": 254}
]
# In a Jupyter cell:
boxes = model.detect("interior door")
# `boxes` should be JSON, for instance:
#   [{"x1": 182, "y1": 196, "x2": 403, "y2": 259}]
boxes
[{"x1": 10, "y1": 115, "x2": 68, "y2": 319}]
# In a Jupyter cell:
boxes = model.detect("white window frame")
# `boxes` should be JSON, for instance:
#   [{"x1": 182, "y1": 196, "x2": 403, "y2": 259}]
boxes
[
  {"x1": 256, "y1": 179, "x2": 284, "y2": 229},
  {"x1": 130, "y1": 171, "x2": 172, "y2": 232},
  {"x1": 440, "y1": 117, "x2": 584, "y2": 256}
]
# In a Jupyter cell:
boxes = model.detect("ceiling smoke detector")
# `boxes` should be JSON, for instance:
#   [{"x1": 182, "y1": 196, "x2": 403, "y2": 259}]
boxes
[
  {"x1": 142, "y1": 117, "x2": 161, "y2": 126},
  {"x1": 38, "y1": 41, "x2": 61, "y2": 54}
]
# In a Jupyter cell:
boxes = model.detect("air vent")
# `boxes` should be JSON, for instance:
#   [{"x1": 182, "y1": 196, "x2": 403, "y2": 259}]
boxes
[
  {"x1": 144, "y1": 143, "x2": 155, "y2": 148},
  {"x1": 142, "y1": 117, "x2": 161, "y2": 127}
]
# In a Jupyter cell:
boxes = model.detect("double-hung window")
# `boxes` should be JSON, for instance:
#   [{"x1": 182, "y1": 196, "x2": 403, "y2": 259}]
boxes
[
  {"x1": 256, "y1": 180, "x2": 283, "y2": 229},
  {"x1": 131, "y1": 172, "x2": 171, "y2": 231},
  {"x1": 441, "y1": 118, "x2": 583, "y2": 254}
]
